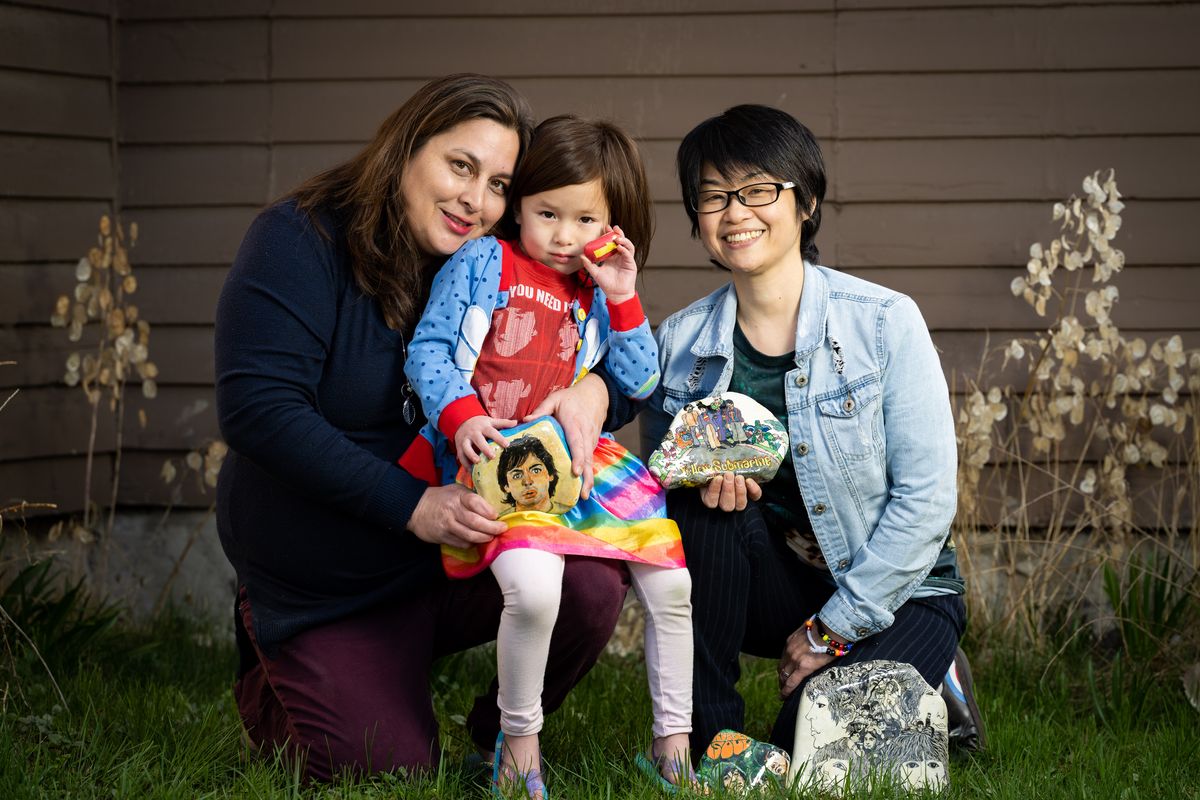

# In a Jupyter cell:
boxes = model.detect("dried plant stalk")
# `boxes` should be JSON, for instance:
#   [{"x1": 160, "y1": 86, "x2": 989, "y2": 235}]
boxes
[
  {"x1": 49, "y1": 216, "x2": 157, "y2": 550},
  {"x1": 953, "y1": 171, "x2": 1199, "y2": 645},
  {"x1": 153, "y1": 439, "x2": 227, "y2": 613}
]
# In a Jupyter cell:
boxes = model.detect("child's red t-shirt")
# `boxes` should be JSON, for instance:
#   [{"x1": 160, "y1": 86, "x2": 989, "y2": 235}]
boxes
[{"x1": 470, "y1": 243, "x2": 584, "y2": 421}]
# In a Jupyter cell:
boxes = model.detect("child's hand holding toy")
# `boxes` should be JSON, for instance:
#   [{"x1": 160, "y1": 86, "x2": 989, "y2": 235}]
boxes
[{"x1": 581, "y1": 226, "x2": 637, "y2": 304}]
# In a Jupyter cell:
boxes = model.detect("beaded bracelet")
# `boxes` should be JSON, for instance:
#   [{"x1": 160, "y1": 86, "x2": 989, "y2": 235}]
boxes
[{"x1": 804, "y1": 615, "x2": 853, "y2": 657}]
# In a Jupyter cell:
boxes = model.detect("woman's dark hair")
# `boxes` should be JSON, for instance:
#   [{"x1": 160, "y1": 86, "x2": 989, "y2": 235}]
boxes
[
  {"x1": 498, "y1": 435, "x2": 560, "y2": 505},
  {"x1": 289, "y1": 74, "x2": 534, "y2": 331},
  {"x1": 500, "y1": 115, "x2": 653, "y2": 270},
  {"x1": 676, "y1": 104, "x2": 826, "y2": 265}
]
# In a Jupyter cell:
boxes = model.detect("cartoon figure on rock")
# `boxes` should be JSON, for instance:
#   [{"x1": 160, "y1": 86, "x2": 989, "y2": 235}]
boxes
[
  {"x1": 720, "y1": 398, "x2": 748, "y2": 444},
  {"x1": 648, "y1": 391, "x2": 789, "y2": 490}
]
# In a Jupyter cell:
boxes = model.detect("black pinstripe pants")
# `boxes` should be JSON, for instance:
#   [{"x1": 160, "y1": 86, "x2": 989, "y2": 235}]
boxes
[{"x1": 668, "y1": 489, "x2": 966, "y2": 757}]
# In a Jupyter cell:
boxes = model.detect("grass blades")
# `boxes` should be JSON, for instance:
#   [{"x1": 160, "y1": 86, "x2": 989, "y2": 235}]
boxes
[{"x1": 3, "y1": 616, "x2": 1199, "y2": 799}]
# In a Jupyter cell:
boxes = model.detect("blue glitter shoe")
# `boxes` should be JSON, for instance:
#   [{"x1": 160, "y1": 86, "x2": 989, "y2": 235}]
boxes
[{"x1": 491, "y1": 731, "x2": 549, "y2": 799}]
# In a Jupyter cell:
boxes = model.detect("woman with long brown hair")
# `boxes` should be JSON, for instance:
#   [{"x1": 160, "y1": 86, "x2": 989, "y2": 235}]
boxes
[{"x1": 214, "y1": 74, "x2": 634, "y2": 782}]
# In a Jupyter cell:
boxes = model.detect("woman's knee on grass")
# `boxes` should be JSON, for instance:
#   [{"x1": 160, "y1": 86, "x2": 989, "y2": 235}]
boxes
[{"x1": 557, "y1": 556, "x2": 628, "y2": 635}]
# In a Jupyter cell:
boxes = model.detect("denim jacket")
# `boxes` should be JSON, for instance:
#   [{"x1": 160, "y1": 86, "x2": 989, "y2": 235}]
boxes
[{"x1": 640, "y1": 263, "x2": 960, "y2": 642}]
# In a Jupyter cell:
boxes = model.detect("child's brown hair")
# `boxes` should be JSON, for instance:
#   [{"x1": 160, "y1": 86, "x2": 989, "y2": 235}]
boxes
[{"x1": 501, "y1": 115, "x2": 653, "y2": 269}]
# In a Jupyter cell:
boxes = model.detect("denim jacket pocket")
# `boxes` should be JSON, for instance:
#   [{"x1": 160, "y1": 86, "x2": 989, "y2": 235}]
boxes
[
  {"x1": 661, "y1": 384, "x2": 707, "y2": 419},
  {"x1": 661, "y1": 355, "x2": 722, "y2": 417},
  {"x1": 816, "y1": 378, "x2": 882, "y2": 462}
]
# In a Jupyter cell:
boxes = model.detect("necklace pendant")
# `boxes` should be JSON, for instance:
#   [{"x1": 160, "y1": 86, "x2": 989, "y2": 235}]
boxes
[{"x1": 402, "y1": 396, "x2": 416, "y2": 426}]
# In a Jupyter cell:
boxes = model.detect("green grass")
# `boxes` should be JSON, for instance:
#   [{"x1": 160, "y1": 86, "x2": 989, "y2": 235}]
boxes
[{"x1": 2, "y1": 611, "x2": 1198, "y2": 799}]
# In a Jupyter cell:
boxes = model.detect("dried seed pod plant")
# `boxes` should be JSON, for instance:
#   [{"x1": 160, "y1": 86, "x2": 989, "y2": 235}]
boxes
[
  {"x1": 49, "y1": 215, "x2": 157, "y2": 544},
  {"x1": 152, "y1": 439, "x2": 226, "y2": 615},
  {"x1": 159, "y1": 439, "x2": 227, "y2": 495},
  {"x1": 954, "y1": 170, "x2": 1199, "y2": 648}
]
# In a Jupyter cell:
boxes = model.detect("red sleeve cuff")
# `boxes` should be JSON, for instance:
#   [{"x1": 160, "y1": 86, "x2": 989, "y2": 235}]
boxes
[
  {"x1": 605, "y1": 294, "x2": 645, "y2": 332},
  {"x1": 438, "y1": 394, "x2": 488, "y2": 440},
  {"x1": 396, "y1": 435, "x2": 440, "y2": 485}
]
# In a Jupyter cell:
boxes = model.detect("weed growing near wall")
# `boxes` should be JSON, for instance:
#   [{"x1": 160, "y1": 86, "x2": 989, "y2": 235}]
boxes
[
  {"x1": 953, "y1": 171, "x2": 1198, "y2": 678},
  {"x1": 48, "y1": 216, "x2": 157, "y2": 553}
]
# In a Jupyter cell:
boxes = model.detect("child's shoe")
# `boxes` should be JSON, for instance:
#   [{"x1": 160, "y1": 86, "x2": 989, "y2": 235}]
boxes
[
  {"x1": 491, "y1": 731, "x2": 549, "y2": 800},
  {"x1": 635, "y1": 748, "x2": 704, "y2": 794}
]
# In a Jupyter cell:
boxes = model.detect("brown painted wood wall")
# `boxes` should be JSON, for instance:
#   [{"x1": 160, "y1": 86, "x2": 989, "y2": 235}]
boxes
[
  {"x1": 2, "y1": 0, "x2": 1198, "y2": 515},
  {"x1": 0, "y1": 0, "x2": 123, "y2": 513}
]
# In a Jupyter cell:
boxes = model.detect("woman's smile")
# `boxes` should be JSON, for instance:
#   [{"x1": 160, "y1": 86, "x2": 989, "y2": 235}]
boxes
[
  {"x1": 722, "y1": 229, "x2": 765, "y2": 245},
  {"x1": 441, "y1": 209, "x2": 475, "y2": 236}
]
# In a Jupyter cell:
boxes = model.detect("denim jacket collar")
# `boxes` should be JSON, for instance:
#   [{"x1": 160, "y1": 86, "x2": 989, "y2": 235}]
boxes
[
  {"x1": 793, "y1": 261, "x2": 829, "y2": 359},
  {"x1": 691, "y1": 261, "x2": 829, "y2": 364},
  {"x1": 690, "y1": 283, "x2": 735, "y2": 360}
]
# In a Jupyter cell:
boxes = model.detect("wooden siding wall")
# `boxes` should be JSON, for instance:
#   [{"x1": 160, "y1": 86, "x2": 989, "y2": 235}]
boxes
[
  {"x1": 2, "y1": 0, "x2": 1198, "y2": 516},
  {"x1": 0, "y1": 0, "x2": 122, "y2": 512}
]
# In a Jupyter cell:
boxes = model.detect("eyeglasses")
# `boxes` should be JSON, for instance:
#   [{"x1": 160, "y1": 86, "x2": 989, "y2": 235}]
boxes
[{"x1": 691, "y1": 181, "x2": 796, "y2": 214}]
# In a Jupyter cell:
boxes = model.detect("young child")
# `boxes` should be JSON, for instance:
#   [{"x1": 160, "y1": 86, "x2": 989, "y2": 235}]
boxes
[{"x1": 400, "y1": 116, "x2": 694, "y2": 798}]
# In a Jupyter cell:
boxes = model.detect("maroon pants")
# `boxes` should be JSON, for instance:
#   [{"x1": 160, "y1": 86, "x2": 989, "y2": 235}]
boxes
[{"x1": 234, "y1": 557, "x2": 629, "y2": 782}]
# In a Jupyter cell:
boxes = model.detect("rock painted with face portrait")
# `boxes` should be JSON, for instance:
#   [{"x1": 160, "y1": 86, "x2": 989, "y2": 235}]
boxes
[
  {"x1": 789, "y1": 660, "x2": 950, "y2": 793},
  {"x1": 466, "y1": 417, "x2": 581, "y2": 517},
  {"x1": 648, "y1": 391, "x2": 788, "y2": 489}
]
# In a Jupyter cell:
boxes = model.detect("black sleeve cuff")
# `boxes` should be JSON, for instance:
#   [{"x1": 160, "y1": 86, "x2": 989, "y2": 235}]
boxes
[
  {"x1": 362, "y1": 464, "x2": 427, "y2": 532},
  {"x1": 593, "y1": 362, "x2": 644, "y2": 432}
]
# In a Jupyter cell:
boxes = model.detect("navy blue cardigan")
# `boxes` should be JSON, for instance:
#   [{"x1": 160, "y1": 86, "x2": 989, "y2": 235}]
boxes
[{"x1": 215, "y1": 200, "x2": 635, "y2": 651}]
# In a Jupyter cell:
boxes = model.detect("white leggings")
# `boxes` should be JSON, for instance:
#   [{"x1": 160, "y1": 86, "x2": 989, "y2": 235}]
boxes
[{"x1": 490, "y1": 548, "x2": 693, "y2": 739}]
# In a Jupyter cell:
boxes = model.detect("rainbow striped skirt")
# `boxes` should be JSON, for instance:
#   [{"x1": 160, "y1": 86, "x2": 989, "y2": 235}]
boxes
[{"x1": 441, "y1": 436, "x2": 684, "y2": 579}]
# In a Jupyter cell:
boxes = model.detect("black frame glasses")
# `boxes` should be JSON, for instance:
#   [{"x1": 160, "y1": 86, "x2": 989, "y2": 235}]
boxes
[{"x1": 691, "y1": 181, "x2": 797, "y2": 213}]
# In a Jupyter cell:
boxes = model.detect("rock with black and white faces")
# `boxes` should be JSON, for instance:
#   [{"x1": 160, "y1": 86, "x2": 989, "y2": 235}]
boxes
[{"x1": 790, "y1": 660, "x2": 950, "y2": 793}]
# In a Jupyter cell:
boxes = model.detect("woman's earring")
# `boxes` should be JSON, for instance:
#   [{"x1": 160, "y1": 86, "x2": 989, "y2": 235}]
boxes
[
  {"x1": 402, "y1": 383, "x2": 416, "y2": 425},
  {"x1": 400, "y1": 336, "x2": 416, "y2": 425}
]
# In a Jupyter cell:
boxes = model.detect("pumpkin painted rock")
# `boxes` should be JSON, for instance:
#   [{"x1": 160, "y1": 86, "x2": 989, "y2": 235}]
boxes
[
  {"x1": 648, "y1": 392, "x2": 788, "y2": 489},
  {"x1": 465, "y1": 417, "x2": 581, "y2": 518},
  {"x1": 790, "y1": 660, "x2": 950, "y2": 793},
  {"x1": 698, "y1": 729, "x2": 790, "y2": 794}
]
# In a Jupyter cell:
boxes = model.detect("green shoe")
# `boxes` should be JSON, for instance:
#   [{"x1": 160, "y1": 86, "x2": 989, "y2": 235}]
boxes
[{"x1": 635, "y1": 749, "x2": 701, "y2": 794}]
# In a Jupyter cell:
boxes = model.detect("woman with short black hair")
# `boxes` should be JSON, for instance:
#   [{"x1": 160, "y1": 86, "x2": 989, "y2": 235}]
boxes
[{"x1": 642, "y1": 104, "x2": 966, "y2": 756}]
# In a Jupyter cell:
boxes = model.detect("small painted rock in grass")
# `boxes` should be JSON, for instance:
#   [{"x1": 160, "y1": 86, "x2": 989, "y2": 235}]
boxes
[{"x1": 697, "y1": 730, "x2": 789, "y2": 794}]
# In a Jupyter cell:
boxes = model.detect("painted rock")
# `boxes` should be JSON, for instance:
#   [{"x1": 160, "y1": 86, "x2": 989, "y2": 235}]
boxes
[
  {"x1": 467, "y1": 417, "x2": 581, "y2": 518},
  {"x1": 697, "y1": 730, "x2": 790, "y2": 794},
  {"x1": 790, "y1": 660, "x2": 950, "y2": 793},
  {"x1": 648, "y1": 391, "x2": 788, "y2": 489}
]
